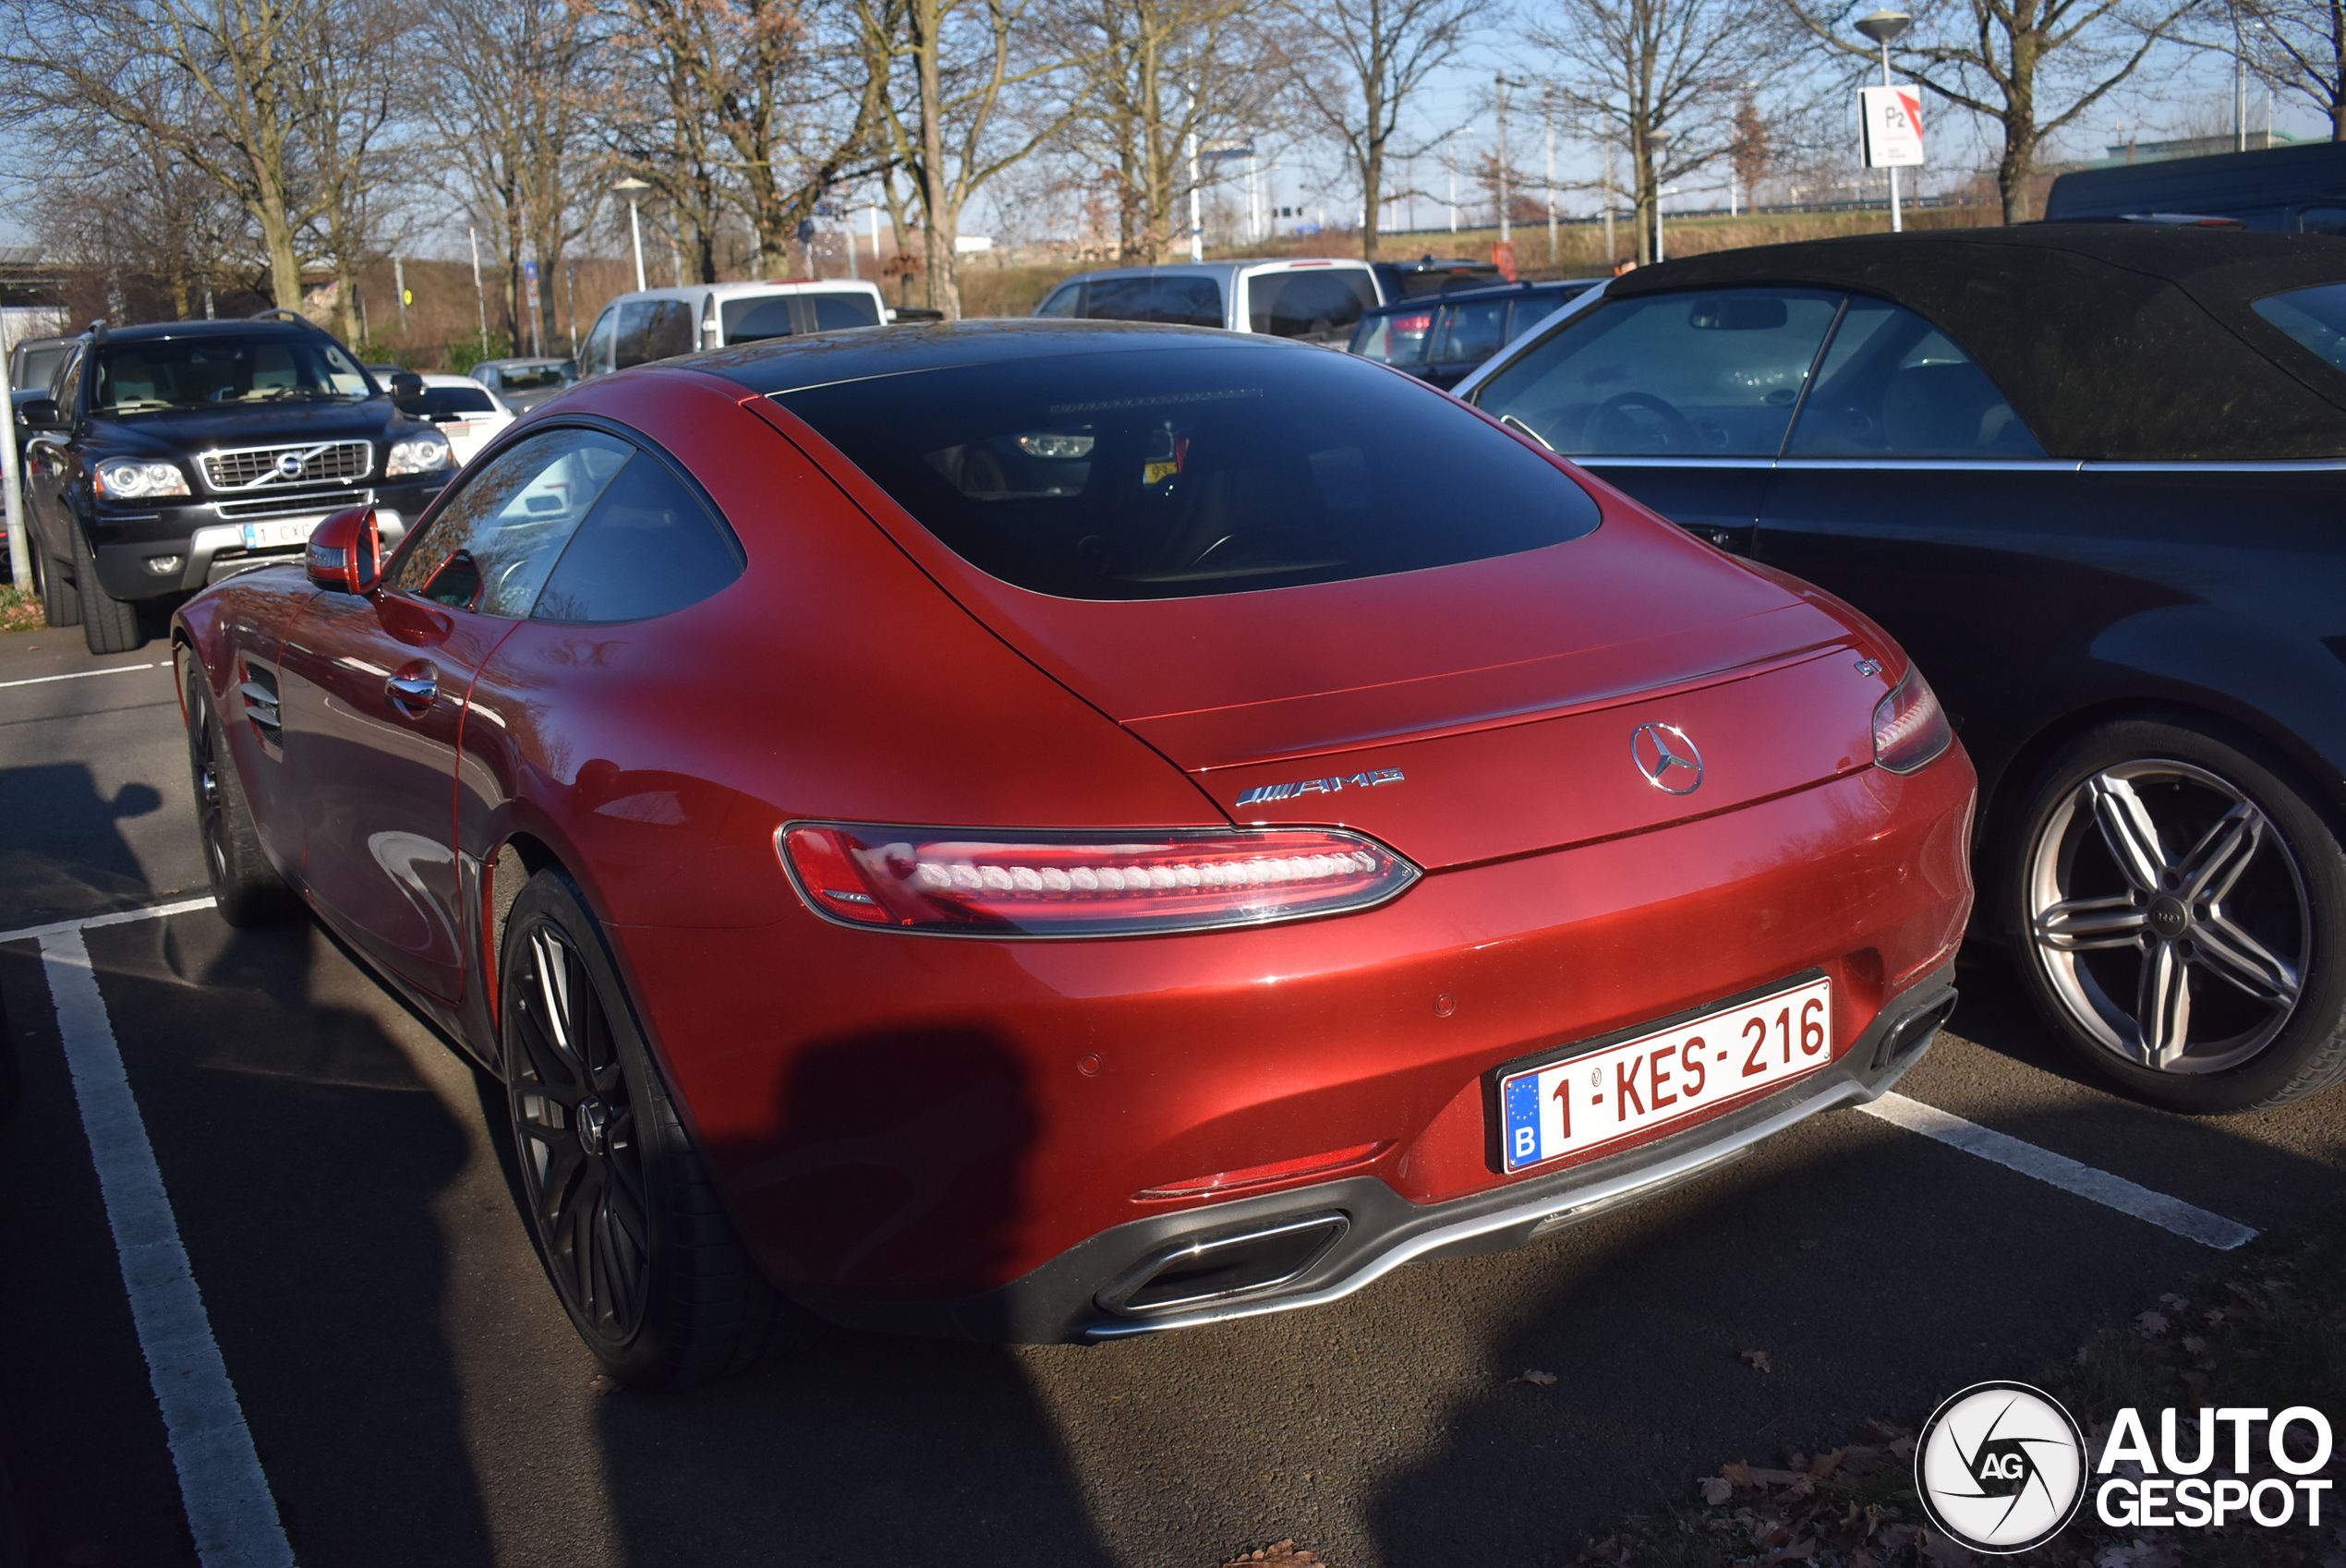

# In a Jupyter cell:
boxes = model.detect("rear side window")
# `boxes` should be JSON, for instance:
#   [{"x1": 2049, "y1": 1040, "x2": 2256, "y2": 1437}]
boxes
[
  {"x1": 1251, "y1": 270, "x2": 1376, "y2": 342},
  {"x1": 723, "y1": 296, "x2": 796, "y2": 344},
  {"x1": 1035, "y1": 283, "x2": 1082, "y2": 318},
  {"x1": 809, "y1": 293, "x2": 880, "y2": 330},
  {"x1": 1786, "y1": 298, "x2": 2044, "y2": 458},
  {"x1": 775, "y1": 344, "x2": 1602, "y2": 600},
  {"x1": 2255, "y1": 282, "x2": 2346, "y2": 373},
  {"x1": 1082, "y1": 276, "x2": 1224, "y2": 328},
  {"x1": 579, "y1": 311, "x2": 616, "y2": 376},
  {"x1": 1506, "y1": 290, "x2": 1574, "y2": 341},
  {"x1": 387, "y1": 428, "x2": 633, "y2": 614},
  {"x1": 1433, "y1": 298, "x2": 1510, "y2": 363},
  {"x1": 1469, "y1": 288, "x2": 1843, "y2": 456},
  {"x1": 16, "y1": 344, "x2": 65, "y2": 392},
  {"x1": 533, "y1": 455, "x2": 744, "y2": 623},
  {"x1": 616, "y1": 299, "x2": 695, "y2": 368}
]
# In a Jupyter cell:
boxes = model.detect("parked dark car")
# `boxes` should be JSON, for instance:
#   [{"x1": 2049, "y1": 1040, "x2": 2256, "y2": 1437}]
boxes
[
  {"x1": 17, "y1": 312, "x2": 456, "y2": 654},
  {"x1": 1457, "y1": 225, "x2": 2346, "y2": 1112},
  {"x1": 2046, "y1": 140, "x2": 2346, "y2": 234},
  {"x1": 1349, "y1": 279, "x2": 1599, "y2": 388},
  {"x1": 9, "y1": 333, "x2": 75, "y2": 393}
]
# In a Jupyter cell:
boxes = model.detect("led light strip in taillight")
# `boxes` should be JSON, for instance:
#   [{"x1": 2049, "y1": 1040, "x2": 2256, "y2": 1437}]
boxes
[
  {"x1": 778, "y1": 823, "x2": 1420, "y2": 937},
  {"x1": 1871, "y1": 669, "x2": 1954, "y2": 775}
]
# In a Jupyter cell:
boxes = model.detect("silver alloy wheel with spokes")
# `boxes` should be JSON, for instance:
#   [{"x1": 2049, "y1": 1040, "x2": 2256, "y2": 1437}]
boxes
[
  {"x1": 2026, "y1": 758, "x2": 2310, "y2": 1073},
  {"x1": 508, "y1": 920, "x2": 652, "y2": 1346}
]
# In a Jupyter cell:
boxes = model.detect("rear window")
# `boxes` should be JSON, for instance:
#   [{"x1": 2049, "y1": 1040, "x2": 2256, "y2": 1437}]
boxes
[
  {"x1": 1352, "y1": 308, "x2": 1435, "y2": 367},
  {"x1": 2255, "y1": 282, "x2": 2346, "y2": 374},
  {"x1": 723, "y1": 296, "x2": 798, "y2": 344},
  {"x1": 1249, "y1": 270, "x2": 1376, "y2": 343},
  {"x1": 616, "y1": 299, "x2": 695, "y2": 368},
  {"x1": 1082, "y1": 276, "x2": 1224, "y2": 328},
  {"x1": 775, "y1": 344, "x2": 1601, "y2": 600},
  {"x1": 404, "y1": 385, "x2": 498, "y2": 419},
  {"x1": 809, "y1": 293, "x2": 880, "y2": 330},
  {"x1": 15, "y1": 344, "x2": 65, "y2": 392}
]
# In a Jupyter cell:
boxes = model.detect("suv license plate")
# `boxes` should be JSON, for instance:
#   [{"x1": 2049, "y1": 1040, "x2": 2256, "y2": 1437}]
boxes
[
  {"x1": 1499, "y1": 977, "x2": 1833, "y2": 1174},
  {"x1": 241, "y1": 516, "x2": 325, "y2": 551}
]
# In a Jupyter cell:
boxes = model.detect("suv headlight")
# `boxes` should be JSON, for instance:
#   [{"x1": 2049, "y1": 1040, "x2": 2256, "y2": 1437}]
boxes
[
  {"x1": 386, "y1": 432, "x2": 453, "y2": 476},
  {"x1": 92, "y1": 459, "x2": 189, "y2": 499}
]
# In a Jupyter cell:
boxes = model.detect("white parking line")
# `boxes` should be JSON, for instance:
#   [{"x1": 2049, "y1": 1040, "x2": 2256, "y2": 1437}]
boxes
[
  {"x1": 0, "y1": 660, "x2": 161, "y2": 691},
  {"x1": 0, "y1": 896, "x2": 217, "y2": 949},
  {"x1": 18, "y1": 902, "x2": 296, "y2": 1568},
  {"x1": 1860, "y1": 1091, "x2": 2258, "y2": 1249}
]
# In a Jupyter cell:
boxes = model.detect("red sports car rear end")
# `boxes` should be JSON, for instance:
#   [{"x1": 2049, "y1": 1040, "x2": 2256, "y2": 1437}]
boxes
[{"x1": 174, "y1": 320, "x2": 1973, "y2": 1385}]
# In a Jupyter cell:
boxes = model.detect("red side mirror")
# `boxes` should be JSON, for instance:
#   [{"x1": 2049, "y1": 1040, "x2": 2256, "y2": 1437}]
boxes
[{"x1": 307, "y1": 506, "x2": 382, "y2": 595}]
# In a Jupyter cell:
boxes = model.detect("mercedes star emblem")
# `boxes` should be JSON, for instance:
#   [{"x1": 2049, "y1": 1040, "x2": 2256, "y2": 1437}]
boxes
[{"x1": 1631, "y1": 722, "x2": 1703, "y2": 794}]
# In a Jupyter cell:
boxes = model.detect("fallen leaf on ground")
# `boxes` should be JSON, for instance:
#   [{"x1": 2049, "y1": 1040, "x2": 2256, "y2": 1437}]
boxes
[
  {"x1": 1511, "y1": 1368, "x2": 1558, "y2": 1385},
  {"x1": 2134, "y1": 1309, "x2": 2169, "y2": 1335},
  {"x1": 1918, "y1": 1527, "x2": 1975, "y2": 1565},
  {"x1": 1700, "y1": 1475, "x2": 1734, "y2": 1505},
  {"x1": 1223, "y1": 1541, "x2": 1324, "y2": 1566},
  {"x1": 1742, "y1": 1349, "x2": 1772, "y2": 1373},
  {"x1": 2159, "y1": 1292, "x2": 2189, "y2": 1309},
  {"x1": 586, "y1": 1374, "x2": 622, "y2": 1395},
  {"x1": 2181, "y1": 1334, "x2": 2209, "y2": 1354},
  {"x1": 1806, "y1": 1448, "x2": 1846, "y2": 1478}
]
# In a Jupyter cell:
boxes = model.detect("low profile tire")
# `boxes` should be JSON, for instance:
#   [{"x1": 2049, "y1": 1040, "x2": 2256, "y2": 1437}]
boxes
[
  {"x1": 37, "y1": 549, "x2": 79, "y2": 627},
  {"x1": 177, "y1": 649, "x2": 297, "y2": 927},
  {"x1": 72, "y1": 525, "x2": 141, "y2": 655},
  {"x1": 500, "y1": 869, "x2": 804, "y2": 1388},
  {"x1": 2012, "y1": 718, "x2": 2346, "y2": 1112}
]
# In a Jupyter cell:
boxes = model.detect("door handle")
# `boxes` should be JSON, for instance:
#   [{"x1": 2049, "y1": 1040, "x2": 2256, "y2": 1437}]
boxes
[{"x1": 386, "y1": 663, "x2": 438, "y2": 713}]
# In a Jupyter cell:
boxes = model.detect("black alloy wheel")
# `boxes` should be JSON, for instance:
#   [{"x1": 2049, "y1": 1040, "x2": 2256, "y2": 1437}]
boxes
[
  {"x1": 176, "y1": 650, "x2": 296, "y2": 927},
  {"x1": 498, "y1": 869, "x2": 798, "y2": 1386},
  {"x1": 2014, "y1": 718, "x2": 2346, "y2": 1111}
]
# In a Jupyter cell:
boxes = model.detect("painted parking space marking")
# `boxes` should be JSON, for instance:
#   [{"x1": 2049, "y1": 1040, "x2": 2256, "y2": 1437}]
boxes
[
  {"x1": 0, "y1": 896, "x2": 217, "y2": 949},
  {"x1": 1859, "y1": 1091, "x2": 2257, "y2": 1249},
  {"x1": 10, "y1": 901, "x2": 296, "y2": 1568},
  {"x1": 0, "y1": 660, "x2": 161, "y2": 691}
]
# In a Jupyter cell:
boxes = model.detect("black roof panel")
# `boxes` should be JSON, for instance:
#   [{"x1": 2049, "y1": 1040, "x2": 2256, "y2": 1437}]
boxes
[{"x1": 684, "y1": 317, "x2": 1290, "y2": 398}]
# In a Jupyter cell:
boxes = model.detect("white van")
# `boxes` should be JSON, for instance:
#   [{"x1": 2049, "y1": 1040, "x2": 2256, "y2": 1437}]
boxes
[{"x1": 575, "y1": 279, "x2": 891, "y2": 380}]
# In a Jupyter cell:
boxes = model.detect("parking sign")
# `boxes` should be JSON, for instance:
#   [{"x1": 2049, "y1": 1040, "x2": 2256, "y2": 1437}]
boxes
[{"x1": 1861, "y1": 85, "x2": 1924, "y2": 168}]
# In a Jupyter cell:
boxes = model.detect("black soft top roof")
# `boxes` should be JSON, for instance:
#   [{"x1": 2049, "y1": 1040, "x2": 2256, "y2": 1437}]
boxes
[{"x1": 1608, "y1": 224, "x2": 2346, "y2": 459}]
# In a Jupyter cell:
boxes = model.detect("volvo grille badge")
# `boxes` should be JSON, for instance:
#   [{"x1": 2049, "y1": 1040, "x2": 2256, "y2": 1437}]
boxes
[
  {"x1": 1631, "y1": 723, "x2": 1703, "y2": 794},
  {"x1": 275, "y1": 452, "x2": 306, "y2": 478}
]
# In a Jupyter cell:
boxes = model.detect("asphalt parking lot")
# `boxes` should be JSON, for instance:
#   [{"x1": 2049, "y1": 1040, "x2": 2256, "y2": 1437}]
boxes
[{"x1": 4, "y1": 627, "x2": 2342, "y2": 1568}]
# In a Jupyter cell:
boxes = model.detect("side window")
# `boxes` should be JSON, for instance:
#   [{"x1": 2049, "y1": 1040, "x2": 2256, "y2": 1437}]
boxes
[
  {"x1": 1252, "y1": 271, "x2": 1377, "y2": 342},
  {"x1": 1505, "y1": 290, "x2": 1572, "y2": 343},
  {"x1": 721, "y1": 296, "x2": 796, "y2": 344},
  {"x1": 1786, "y1": 298, "x2": 2045, "y2": 458},
  {"x1": 54, "y1": 346, "x2": 87, "y2": 416},
  {"x1": 1353, "y1": 307, "x2": 1434, "y2": 367},
  {"x1": 384, "y1": 428, "x2": 634, "y2": 614},
  {"x1": 1035, "y1": 283, "x2": 1082, "y2": 318},
  {"x1": 1082, "y1": 276, "x2": 1223, "y2": 328},
  {"x1": 1468, "y1": 288, "x2": 1844, "y2": 456},
  {"x1": 1433, "y1": 298, "x2": 1510, "y2": 364},
  {"x1": 579, "y1": 310, "x2": 616, "y2": 377},
  {"x1": 614, "y1": 299, "x2": 693, "y2": 368},
  {"x1": 2300, "y1": 208, "x2": 2346, "y2": 235},
  {"x1": 809, "y1": 293, "x2": 881, "y2": 330},
  {"x1": 533, "y1": 452, "x2": 744, "y2": 623}
]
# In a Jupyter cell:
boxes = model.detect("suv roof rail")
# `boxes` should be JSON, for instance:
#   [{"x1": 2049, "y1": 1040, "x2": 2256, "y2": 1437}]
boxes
[{"x1": 248, "y1": 308, "x2": 317, "y2": 328}]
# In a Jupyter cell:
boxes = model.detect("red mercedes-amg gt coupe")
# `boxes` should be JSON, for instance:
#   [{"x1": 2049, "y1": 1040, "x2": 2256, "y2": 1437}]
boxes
[{"x1": 174, "y1": 320, "x2": 1976, "y2": 1387}]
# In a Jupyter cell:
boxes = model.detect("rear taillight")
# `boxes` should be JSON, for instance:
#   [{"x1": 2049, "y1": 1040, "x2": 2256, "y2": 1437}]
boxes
[
  {"x1": 778, "y1": 823, "x2": 1419, "y2": 936},
  {"x1": 1872, "y1": 669, "x2": 1953, "y2": 774},
  {"x1": 1392, "y1": 312, "x2": 1433, "y2": 333}
]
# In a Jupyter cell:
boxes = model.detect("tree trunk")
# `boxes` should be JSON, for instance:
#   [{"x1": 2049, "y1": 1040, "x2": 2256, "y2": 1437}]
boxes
[
  {"x1": 259, "y1": 186, "x2": 303, "y2": 310},
  {"x1": 1998, "y1": 117, "x2": 2037, "y2": 223},
  {"x1": 1361, "y1": 142, "x2": 1385, "y2": 258},
  {"x1": 913, "y1": 7, "x2": 961, "y2": 319}
]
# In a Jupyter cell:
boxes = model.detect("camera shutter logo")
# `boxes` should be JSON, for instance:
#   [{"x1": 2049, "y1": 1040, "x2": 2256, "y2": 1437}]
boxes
[{"x1": 1915, "y1": 1381, "x2": 2088, "y2": 1553}]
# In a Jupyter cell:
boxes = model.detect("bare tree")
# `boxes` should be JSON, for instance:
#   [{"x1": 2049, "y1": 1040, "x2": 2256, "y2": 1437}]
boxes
[
  {"x1": 1784, "y1": 0, "x2": 2198, "y2": 223},
  {"x1": 858, "y1": 0, "x2": 1093, "y2": 316},
  {"x1": 2235, "y1": 0, "x2": 2346, "y2": 139},
  {"x1": 1284, "y1": 0, "x2": 1485, "y2": 258},
  {"x1": 1540, "y1": 0, "x2": 1784, "y2": 263},
  {"x1": 1060, "y1": 0, "x2": 1276, "y2": 261}
]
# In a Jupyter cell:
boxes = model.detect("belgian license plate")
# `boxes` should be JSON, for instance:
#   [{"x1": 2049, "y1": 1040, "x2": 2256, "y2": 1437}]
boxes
[
  {"x1": 240, "y1": 516, "x2": 325, "y2": 551},
  {"x1": 1498, "y1": 977, "x2": 1833, "y2": 1174}
]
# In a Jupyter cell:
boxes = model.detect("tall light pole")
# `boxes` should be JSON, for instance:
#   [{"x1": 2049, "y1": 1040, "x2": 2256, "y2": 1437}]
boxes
[
  {"x1": 1544, "y1": 87, "x2": 1559, "y2": 270},
  {"x1": 613, "y1": 176, "x2": 651, "y2": 291},
  {"x1": 1855, "y1": 10, "x2": 1912, "y2": 233},
  {"x1": 1, "y1": 289, "x2": 27, "y2": 593},
  {"x1": 1649, "y1": 130, "x2": 1671, "y2": 261},
  {"x1": 467, "y1": 226, "x2": 489, "y2": 355}
]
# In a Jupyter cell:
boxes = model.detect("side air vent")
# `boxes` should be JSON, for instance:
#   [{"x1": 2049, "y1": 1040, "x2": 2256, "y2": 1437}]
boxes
[{"x1": 239, "y1": 662, "x2": 282, "y2": 746}]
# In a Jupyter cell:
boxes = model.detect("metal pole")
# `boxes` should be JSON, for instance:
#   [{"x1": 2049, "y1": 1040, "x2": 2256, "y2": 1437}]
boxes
[
  {"x1": 1495, "y1": 76, "x2": 1511, "y2": 245},
  {"x1": 628, "y1": 200, "x2": 647, "y2": 291},
  {"x1": 468, "y1": 226, "x2": 489, "y2": 354},
  {"x1": 1187, "y1": 106, "x2": 1203, "y2": 262},
  {"x1": 565, "y1": 263, "x2": 578, "y2": 353},
  {"x1": 1603, "y1": 136, "x2": 1616, "y2": 261},
  {"x1": 394, "y1": 256, "x2": 407, "y2": 332},
  {"x1": 1883, "y1": 39, "x2": 1903, "y2": 233},
  {"x1": 2235, "y1": 51, "x2": 2246, "y2": 151},
  {"x1": 1, "y1": 296, "x2": 29, "y2": 594},
  {"x1": 1545, "y1": 95, "x2": 1558, "y2": 269}
]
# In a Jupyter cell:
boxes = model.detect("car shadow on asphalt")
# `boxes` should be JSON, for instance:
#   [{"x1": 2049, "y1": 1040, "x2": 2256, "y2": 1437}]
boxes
[
  {"x1": 0, "y1": 762, "x2": 162, "y2": 925},
  {"x1": 548, "y1": 1026, "x2": 1128, "y2": 1568},
  {"x1": 91, "y1": 914, "x2": 498, "y2": 1567}
]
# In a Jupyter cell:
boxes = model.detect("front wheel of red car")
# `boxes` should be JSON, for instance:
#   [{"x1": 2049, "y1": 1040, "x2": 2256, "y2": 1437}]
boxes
[
  {"x1": 178, "y1": 650, "x2": 298, "y2": 928},
  {"x1": 2012, "y1": 718, "x2": 2346, "y2": 1112},
  {"x1": 500, "y1": 869, "x2": 805, "y2": 1387}
]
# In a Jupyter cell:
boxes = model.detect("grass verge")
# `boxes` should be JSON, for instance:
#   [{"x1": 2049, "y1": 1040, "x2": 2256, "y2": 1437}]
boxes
[{"x1": 0, "y1": 585, "x2": 43, "y2": 633}]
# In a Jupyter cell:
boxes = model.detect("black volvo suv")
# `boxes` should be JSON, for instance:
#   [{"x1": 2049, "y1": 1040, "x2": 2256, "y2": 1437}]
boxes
[{"x1": 18, "y1": 312, "x2": 459, "y2": 653}]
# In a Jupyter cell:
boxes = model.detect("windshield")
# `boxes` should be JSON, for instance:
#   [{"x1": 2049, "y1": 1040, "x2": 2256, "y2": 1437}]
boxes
[
  {"x1": 2254, "y1": 283, "x2": 2346, "y2": 375},
  {"x1": 775, "y1": 344, "x2": 1601, "y2": 600},
  {"x1": 496, "y1": 362, "x2": 574, "y2": 391},
  {"x1": 93, "y1": 335, "x2": 373, "y2": 411}
]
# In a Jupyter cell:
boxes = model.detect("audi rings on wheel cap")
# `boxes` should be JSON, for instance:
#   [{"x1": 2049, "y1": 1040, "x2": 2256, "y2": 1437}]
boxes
[{"x1": 1632, "y1": 722, "x2": 1703, "y2": 794}]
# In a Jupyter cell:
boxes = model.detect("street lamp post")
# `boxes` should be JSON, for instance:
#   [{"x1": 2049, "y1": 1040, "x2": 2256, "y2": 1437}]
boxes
[
  {"x1": 1648, "y1": 130, "x2": 1671, "y2": 262},
  {"x1": 1855, "y1": 9, "x2": 1912, "y2": 233},
  {"x1": 612, "y1": 177, "x2": 651, "y2": 292}
]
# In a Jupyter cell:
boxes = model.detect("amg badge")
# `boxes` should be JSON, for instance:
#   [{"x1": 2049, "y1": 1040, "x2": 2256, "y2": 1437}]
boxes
[{"x1": 1235, "y1": 768, "x2": 1405, "y2": 809}]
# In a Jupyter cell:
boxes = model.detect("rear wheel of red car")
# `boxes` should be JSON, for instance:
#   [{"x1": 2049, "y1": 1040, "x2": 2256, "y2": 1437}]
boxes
[
  {"x1": 2012, "y1": 718, "x2": 2346, "y2": 1111},
  {"x1": 499, "y1": 869, "x2": 804, "y2": 1387},
  {"x1": 177, "y1": 650, "x2": 298, "y2": 927}
]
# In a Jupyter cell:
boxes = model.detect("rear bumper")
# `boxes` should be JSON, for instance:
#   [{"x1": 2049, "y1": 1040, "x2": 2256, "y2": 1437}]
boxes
[{"x1": 791, "y1": 965, "x2": 1955, "y2": 1343}]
